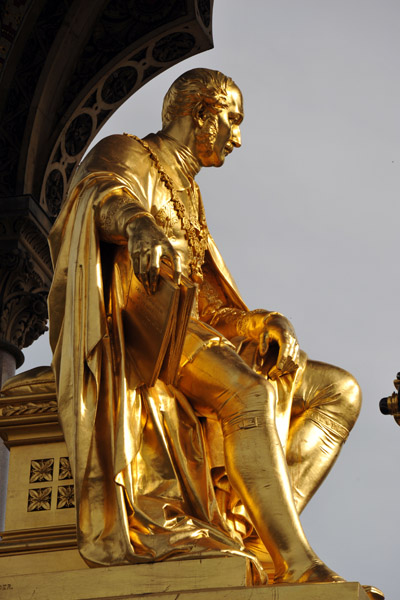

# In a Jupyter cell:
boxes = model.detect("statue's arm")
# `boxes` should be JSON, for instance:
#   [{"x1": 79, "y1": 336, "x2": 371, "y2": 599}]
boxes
[
  {"x1": 198, "y1": 274, "x2": 244, "y2": 337},
  {"x1": 95, "y1": 187, "x2": 150, "y2": 244},
  {"x1": 95, "y1": 187, "x2": 181, "y2": 294},
  {"x1": 199, "y1": 273, "x2": 300, "y2": 376}
]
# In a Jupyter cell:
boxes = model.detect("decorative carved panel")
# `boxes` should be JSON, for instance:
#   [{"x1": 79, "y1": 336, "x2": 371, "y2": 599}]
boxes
[
  {"x1": 1, "y1": 399, "x2": 58, "y2": 417},
  {"x1": 0, "y1": 249, "x2": 48, "y2": 351},
  {"x1": 25, "y1": 456, "x2": 75, "y2": 512},
  {"x1": 59, "y1": 457, "x2": 73, "y2": 480},
  {"x1": 0, "y1": 197, "x2": 52, "y2": 359},
  {"x1": 30, "y1": 458, "x2": 54, "y2": 483},
  {"x1": 27, "y1": 487, "x2": 52, "y2": 512},
  {"x1": 57, "y1": 485, "x2": 75, "y2": 509}
]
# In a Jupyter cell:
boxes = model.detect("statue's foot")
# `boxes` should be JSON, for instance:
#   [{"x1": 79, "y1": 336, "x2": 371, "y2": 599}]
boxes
[
  {"x1": 274, "y1": 560, "x2": 345, "y2": 584},
  {"x1": 362, "y1": 585, "x2": 385, "y2": 599}
]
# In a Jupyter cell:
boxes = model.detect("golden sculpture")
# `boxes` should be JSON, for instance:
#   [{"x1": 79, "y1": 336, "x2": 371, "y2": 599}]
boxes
[{"x1": 47, "y1": 68, "x2": 379, "y2": 593}]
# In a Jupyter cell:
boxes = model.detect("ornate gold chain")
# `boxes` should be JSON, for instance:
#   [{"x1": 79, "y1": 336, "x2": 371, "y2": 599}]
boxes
[{"x1": 125, "y1": 134, "x2": 208, "y2": 282}]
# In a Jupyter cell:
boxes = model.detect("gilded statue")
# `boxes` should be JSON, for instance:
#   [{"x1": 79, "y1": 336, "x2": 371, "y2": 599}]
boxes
[{"x1": 48, "y1": 68, "x2": 378, "y2": 592}]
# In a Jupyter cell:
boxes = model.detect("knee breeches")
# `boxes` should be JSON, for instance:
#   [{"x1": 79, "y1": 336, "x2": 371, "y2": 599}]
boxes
[{"x1": 177, "y1": 320, "x2": 276, "y2": 431}]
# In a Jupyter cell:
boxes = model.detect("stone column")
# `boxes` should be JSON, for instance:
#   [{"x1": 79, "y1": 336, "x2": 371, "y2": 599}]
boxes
[
  {"x1": 0, "y1": 348, "x2": 20, "y2": 530},
  {"x1": 0, "y1": 195, "x2": 52, "y2": 530}
]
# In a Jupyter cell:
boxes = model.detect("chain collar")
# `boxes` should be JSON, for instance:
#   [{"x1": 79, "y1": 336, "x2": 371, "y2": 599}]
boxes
[{"x1": 125, "y1": 134, "x2": 209, "y2": 283}]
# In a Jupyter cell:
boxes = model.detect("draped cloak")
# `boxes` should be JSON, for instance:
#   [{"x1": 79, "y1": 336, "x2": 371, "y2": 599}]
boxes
[{"x1": 48, "y1": 133, "x2": 300, "y2": 572}]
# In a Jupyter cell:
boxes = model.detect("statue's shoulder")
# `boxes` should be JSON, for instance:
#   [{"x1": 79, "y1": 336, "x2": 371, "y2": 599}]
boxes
[
  {"x1": 89, "y1": 133, "x2": 152, "y2": 158},
  {"x1": 78, "y1": 133, "x2": 159, "y2": 180}
]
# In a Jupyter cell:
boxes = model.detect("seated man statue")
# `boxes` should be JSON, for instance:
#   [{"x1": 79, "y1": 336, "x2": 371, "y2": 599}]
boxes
[{"x1": 48, "y1": 68, "x2": 362, "y2": 586}]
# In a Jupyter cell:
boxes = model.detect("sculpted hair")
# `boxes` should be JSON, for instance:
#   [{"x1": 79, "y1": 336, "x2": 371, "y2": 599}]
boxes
[{"x1": 162, "y1": 68, "x2": 235, "y2": 128}]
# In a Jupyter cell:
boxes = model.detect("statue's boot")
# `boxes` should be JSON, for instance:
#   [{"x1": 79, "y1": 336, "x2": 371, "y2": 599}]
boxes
[
  {"x1": 275, "y1": 561, "x2": 344, "y2": 584},
  {"x1": 179, "y1": 339, "x2": 348, "y2": 584},
  {"x1": 362, "y1": 586, "x2": 385, "y2": 599},
  {"x1": 221, "y1": 383, "x2": 345, "y2": 584}
]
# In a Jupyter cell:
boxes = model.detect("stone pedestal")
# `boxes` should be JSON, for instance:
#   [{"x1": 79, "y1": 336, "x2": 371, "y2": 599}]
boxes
[
  {"x1": 0, "y1": 369, "x2": 78, "y2": 571},
  {"x1": 0, "y1": 371, "x2": 377, "y2": 600},
  {"x1": 0, "y1": 195, "x2": 53, "y2": 528},
  {"x1": 0, "y1": 557, "x2": 370, "y2": 599}
]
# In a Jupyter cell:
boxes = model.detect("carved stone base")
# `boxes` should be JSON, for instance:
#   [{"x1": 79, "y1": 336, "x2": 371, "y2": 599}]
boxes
[
  {"x1": 0, "y1": 555, "x2": 370, "y2": 600},
  {"x1": 0, "y1": 371, "x2": 380, "y2": 600}
]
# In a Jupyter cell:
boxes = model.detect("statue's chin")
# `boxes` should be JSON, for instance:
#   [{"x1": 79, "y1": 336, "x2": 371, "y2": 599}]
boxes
[{"x1": 199, "y1": 153, "x2": 225, "y2": 168}]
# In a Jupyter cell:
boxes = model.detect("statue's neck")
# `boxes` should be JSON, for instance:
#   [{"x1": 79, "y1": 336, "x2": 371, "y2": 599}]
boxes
[{"x1": 158, "y1": 131, "x2": 200, "y2": 179}]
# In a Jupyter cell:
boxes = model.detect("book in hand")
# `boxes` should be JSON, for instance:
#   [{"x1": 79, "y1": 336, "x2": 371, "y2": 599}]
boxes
[{"x1": 122, "y1": 263, "x2": 196, "y2": 387}]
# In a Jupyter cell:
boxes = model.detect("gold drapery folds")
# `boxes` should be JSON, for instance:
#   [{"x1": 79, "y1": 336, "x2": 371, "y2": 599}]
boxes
[
  {"x1": 48, "y1": 133, "x2": 276, "y2": 575},
  {"x1": 48, "y1": 72, "x2": 363, "y2": 586}
]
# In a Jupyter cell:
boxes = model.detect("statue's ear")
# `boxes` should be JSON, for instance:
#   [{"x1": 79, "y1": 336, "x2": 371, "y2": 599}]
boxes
[{"x1": 193, "y1": 102, "x2": 206, "y2": 127}]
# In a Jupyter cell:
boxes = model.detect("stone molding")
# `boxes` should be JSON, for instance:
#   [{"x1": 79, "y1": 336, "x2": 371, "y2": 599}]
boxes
[
  {"x1": 0, "y1": 558, "x2": 371, "y2": 600},
  {"x1": 0, "y1": 392, "x2": 60, "y2": 447}
]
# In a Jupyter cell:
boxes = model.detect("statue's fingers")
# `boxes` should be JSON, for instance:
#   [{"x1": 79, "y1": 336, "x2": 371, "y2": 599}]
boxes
[
  {"x1": 270, "y1": 339, "x2": 298, "y2": 378},
  {"x1": 161, "y1": 243, "x2": 181, "y2": 284},
  {"x1": 259, "y1": 333, "x2": 269, "y2": 356},
  {"x1": 291, "y1": 343, "x2": 300, "y2": 367},
  {"x1": 287, "y1": 340, "x2": 300, "y2": 368},
  {"x1": 139, "y1": 248, "x2": 151, "y2": 294},
  {"x1": 276, "y1": 340, "x2": 291, "y2": 371},
  {"x1": 278, "y1": 335, "x2": 300, "y2": 367},
  {"x1": 131, "y1": 250, "x2": 141, "y2": 278},
  {"x1": 172, "y1": 253, "x2": 182, "y2": 285},
  {"x1": 268, "y1": 365, "x2": 280, "y2": 380},
  {"x1": 284, "y1": 338, "x2": 296, "y2": 361},
  {"x1": 281, "y1": 356, "x2": 296, "y2": 374},
  {"x1": 135, "y1": 269, "x2": 148, "y2": 293},
  {"x1": 149, "y1": 244, "x2": 162, "y2": 294}
]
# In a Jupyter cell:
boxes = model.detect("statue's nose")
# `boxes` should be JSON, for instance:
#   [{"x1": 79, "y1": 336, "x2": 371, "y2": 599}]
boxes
[{"x1": 231, "y1": 125, "x2": 241, "y2": 148}]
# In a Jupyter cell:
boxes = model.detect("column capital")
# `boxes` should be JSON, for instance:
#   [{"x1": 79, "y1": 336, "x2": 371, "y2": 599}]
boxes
[{"x1": 0, "y1": 196, "x2": 52, "y2": 365}]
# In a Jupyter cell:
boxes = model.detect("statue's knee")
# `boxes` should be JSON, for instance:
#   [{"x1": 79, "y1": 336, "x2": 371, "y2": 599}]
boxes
[
  {"x1": 220, "y1": 376, "x2": 276, "y2": 424},
  {"x1": 342, "y1": 373, "x2": 362, "y2": 425},
  {"x1": 303, "y1": 363, "x2": 362, "y2": 434},
  {"x1": 326, "y1": 371, "x2": 362, "y2": 432},
  {"x1": 243, "y1": 378, "x2": 275, "y2": 415}
]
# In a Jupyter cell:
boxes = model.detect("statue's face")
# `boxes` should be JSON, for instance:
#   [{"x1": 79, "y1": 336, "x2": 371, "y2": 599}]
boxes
[{"x1": 195, "y1": 84, "x2": 243, "y2": 168}]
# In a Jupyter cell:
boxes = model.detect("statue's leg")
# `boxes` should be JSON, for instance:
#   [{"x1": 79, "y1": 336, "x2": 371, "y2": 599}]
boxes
[
  {"x1": 287, "y1": 360, "x2": 361, "y2": 514},
  {"x1": 178, "y1": 331, "x2": 343, "y2": 584}
]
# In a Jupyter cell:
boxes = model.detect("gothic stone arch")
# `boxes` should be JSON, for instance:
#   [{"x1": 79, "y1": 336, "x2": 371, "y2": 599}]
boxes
[{"x1": 0, "y1": 0, "x2": 214, "y2": 374}]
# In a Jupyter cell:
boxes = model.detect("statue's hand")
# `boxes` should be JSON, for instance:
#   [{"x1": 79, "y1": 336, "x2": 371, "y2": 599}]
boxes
[
  {"x1": 126, "y1": 215, "x2": 181, "y2": 294},
  {"x1": 240, "y1": 311, "x2": 300, "y2": 377}
]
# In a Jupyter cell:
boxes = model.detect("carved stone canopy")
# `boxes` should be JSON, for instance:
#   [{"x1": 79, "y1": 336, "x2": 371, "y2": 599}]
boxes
[
  {"x1": 0, "y1": 0, "x2": 214, "y2": 362},
  {"x1": 0, "y1": 0, "x2": 214, "y2": 220}
]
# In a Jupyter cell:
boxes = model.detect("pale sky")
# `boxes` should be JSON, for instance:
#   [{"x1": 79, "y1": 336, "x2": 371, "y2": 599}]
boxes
[{"x1": 19, "y1": 1, "x2": 400, "y2": 596}]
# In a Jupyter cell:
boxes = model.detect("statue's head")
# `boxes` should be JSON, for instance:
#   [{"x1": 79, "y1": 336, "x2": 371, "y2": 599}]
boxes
[{"x1": 162, "y1": 68, "x2": 243, "y2": 167}]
